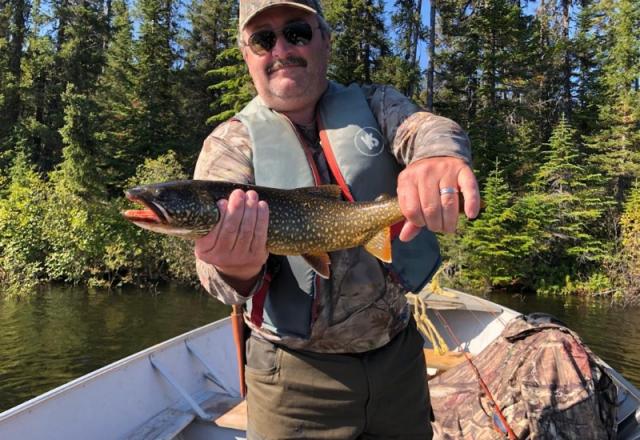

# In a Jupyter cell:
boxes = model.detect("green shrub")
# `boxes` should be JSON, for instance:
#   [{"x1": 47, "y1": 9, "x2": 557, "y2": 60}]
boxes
[{"x1": 0, "y1": 154, "x2": 48, "y2": 297}]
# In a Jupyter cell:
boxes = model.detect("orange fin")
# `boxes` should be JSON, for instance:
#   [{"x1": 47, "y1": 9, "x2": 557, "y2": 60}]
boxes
[
  {"x1": 302, "y1": 253, "x2": 331, "y2": 279},
  {"x1": 364, "y1": 227, "x2": 392, "y2": 263},
  {"x1": 295, "y1": 185, "x2": 343, "y2": 199}
]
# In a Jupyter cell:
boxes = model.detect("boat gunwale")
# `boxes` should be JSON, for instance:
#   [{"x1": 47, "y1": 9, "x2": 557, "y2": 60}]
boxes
[{"x1": 0, "y1": 316, "x2": 233, "y2": 421}]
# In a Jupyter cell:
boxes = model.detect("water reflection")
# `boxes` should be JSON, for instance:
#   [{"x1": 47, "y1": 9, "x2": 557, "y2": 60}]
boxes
[
  {"x1": 489, "y1": 292, "x2": 640, "y2": 389},
  {"x1": 2, "y1": 286, "x2": 639, "y2": 413},
  {"x1": 0, "y1": 284, "x2": 229, "y2": 412}
]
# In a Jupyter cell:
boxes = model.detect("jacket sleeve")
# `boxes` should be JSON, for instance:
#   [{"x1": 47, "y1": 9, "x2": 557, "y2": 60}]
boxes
[
  {"x1": 193, "y1": 119, "x2": 264, "y2": 305},
  {"x1": 361, "y1": 84, "x2": 472, "y2": 166}
]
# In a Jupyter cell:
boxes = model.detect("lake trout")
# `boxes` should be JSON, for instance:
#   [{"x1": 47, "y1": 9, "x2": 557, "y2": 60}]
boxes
[{"x1": 122, "y1": 180, "x2": 404, "y2": 278}]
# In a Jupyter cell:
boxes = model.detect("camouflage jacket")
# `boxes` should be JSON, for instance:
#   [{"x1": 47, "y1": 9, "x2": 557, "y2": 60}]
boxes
[
  {"x1": 429, "y1": 314, "x2": 617, "y2": 439},
  {"x1": 194, "y1": 83, "x2": 472, "y2": 353}
]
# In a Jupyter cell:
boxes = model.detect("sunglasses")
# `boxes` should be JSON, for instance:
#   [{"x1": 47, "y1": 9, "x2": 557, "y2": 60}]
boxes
[{"x1": 245, "y1": 21, "x2": 319, "y2": 56}]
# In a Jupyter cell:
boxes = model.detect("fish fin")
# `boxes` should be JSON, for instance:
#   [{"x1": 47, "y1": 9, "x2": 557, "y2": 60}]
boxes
[
  {"x1": 374, "y1": 193, "x2": 393, "y2": 202},
  {"x1": 295, "y1": 185, "x2": 343, "y2": 199},
  {"x1": 302, "y1": 253, "x2": 331, "y2": 279},
  {"x1": 364, "y1": 227, "x2": 393, "y2": 263}
]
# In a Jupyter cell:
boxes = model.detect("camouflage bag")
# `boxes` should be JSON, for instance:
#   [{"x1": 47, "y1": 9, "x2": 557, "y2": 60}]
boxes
[{"x1": 429, "y1": 313, "x2": 617, "y2": 439}]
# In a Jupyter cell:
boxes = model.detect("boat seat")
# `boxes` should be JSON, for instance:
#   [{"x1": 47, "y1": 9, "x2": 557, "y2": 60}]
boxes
[
  {"x1": 424, "y1": 348, "x2": 468, "y2": 371},
  {"x1": 215, "y1": 399, "x2": 247, "y2": 431}
]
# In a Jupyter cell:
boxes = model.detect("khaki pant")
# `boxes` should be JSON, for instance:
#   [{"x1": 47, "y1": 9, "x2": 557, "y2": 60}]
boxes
[{"x1": 245, "y1": 320, "x2": 432, "y2": 440}]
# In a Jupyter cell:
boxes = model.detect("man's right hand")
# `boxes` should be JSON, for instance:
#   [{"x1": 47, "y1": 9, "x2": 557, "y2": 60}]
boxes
[{"x1": 194, "y1": 189, "x2": 269, "y2": 293}]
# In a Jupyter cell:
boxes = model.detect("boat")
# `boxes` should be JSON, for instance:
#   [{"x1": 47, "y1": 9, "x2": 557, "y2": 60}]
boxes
[{"x1": 1, "y1": 287, "x2": 639, "y2": 439}]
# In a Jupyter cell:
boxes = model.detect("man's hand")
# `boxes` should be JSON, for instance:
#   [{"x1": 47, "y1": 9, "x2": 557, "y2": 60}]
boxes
[
  {"x1": 397, "y1": 156, "x2": 480, "y2": 240},
  {"x1": 194, "y1": 189, "x2": 269, "y2": 292}
]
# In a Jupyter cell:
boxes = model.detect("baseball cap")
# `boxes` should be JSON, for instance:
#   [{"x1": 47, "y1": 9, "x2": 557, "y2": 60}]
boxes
[{"x1": 239, "y1": 0, "x2": 324, "y2": 30}]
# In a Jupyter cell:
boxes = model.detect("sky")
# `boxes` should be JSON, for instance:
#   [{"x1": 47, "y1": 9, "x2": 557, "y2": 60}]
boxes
[{"x1": 381, "y1": 0, "x2": 541, "y2": 70}]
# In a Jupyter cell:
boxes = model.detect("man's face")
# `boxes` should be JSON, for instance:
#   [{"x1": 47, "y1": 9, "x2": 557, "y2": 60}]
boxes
[{"x1": 241, "y1": 7, "x2": 330, "y2": 115}]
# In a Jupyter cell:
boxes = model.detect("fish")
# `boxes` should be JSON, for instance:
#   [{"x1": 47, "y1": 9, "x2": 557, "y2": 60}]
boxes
[{"x1": 122, "y1": 180, "x2": 405, "y2": 278}]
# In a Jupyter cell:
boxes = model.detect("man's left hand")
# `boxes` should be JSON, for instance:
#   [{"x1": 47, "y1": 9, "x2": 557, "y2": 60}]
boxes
[{"x1": 397, "y1": 156, "x2": 480, "y2": 240}]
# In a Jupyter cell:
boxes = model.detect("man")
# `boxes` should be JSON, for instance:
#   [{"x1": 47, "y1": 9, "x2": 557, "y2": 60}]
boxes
[{"x1": 194, "y1": 0, "x2": 480, "y2": 438}]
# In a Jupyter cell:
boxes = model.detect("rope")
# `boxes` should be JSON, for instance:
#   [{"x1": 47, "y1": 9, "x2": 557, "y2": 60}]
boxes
[
  {"x1": 408, "y1": 266, "x2": 517, "y2": 439},
  {"x1": 433, "y1": 309, "x2": 517, "y2": 440},
  {"x1": 407, "y1": 292, "x2": 449, "y2": 355}
]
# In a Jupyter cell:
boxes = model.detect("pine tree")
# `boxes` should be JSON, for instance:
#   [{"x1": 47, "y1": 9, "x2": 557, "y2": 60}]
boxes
[{"x1": 324, "y1": 0, "x2": 389, "y2": 84}]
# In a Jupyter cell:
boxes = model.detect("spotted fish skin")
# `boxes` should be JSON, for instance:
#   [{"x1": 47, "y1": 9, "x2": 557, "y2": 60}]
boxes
[{"x1": 123, "y1": 179, "x2": 403, "y2": 257}]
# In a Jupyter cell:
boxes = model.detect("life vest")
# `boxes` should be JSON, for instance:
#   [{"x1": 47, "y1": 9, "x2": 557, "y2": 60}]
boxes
[{"x1": 234, "y1": 81, "x2": 441, "y2": 339}]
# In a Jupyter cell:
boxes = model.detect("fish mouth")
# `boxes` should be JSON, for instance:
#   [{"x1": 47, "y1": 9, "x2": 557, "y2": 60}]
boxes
[{"x1": 122, "y1": 191, "x2": 169, "y2": 224}]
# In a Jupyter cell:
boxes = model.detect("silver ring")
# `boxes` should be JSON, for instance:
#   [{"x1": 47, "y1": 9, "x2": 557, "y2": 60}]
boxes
[{"x1": 439, "y1": 187, "x2": 458, "y2": 196}]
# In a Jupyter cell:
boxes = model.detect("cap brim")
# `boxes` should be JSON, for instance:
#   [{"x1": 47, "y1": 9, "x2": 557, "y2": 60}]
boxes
[{"x1": 241, "y1": 2, "x2": 317, "y2": 30}]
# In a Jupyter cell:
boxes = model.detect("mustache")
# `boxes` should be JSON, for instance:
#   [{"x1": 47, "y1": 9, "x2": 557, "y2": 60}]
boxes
[{"x1": 266, "y1": 56, "x2": 307, "y2": 74}]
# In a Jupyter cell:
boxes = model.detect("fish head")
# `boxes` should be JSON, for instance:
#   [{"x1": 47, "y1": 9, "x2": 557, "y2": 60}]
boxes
[{"x1": 122, "y1": 181, "x2": 220, "y2": 239}]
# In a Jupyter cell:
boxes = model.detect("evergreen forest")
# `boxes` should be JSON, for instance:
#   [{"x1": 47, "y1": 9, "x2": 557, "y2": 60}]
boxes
[{"x1": 0, "y1": 0, "x2": 639, "y2": 301}]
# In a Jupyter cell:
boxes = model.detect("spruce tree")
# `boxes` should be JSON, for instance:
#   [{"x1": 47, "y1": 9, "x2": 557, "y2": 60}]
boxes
[
  {"x1": 0, "y1": 0, "x2": 28, "y2": 152},
  {"x1": 135, "y1": 0, "x2": 179, "y2": 158},
  {"x1": 18, "y1": 0, "x2": 60, "y2": 171},
  {"x1": 371, "y1": 55, "x2": 421, "y2": 99},
  {"x1": 207, "y1": 44, "x2": 253, "y2": 124},
  {"x1": 57, "y1": 0, "x2": 107, "y2": 93},
  {"x1": 435, "y1": 0, "x2": 535, "y2": 182},
  {"x1": 585, "y1": 0, "x2": 640, "y2": 203},
  {"x1": 530, "y1": 115, "x2": 611, "y2": 292},
  {"x1": 50, "y1": 0, "x2": 108, "y2": 195},
  {"x1": 56, "y1": 83, "x2": 102, "y2": 195},
  {"x1": 459, "y1": 161, "x2": 532, "y2": 291},
  {"x1": 324, "y1": 0, "x2": 389, "y2": 84},
  {"x1": 94, "y1": 0, "x2": 139, "y2": 192},
  {"x1": 180, "y1": 0, "x2": 237, "y2": 153},
  {"x1": 526, "y1": 0, "x2": 576, "y2": 143},
  {"x1": 573, "y1": 0, "x2": 603, "y2": 136},
  {"x1": 0, "y1": 0, "x2": 13, "y2": 164},
  {"x1": 387, "y1": 0, "x2": 423, "y2": 97}
]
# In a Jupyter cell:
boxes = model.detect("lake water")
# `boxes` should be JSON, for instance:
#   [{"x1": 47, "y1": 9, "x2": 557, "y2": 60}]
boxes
[
  {"x1": 0, "y1": 284, "x2": 229, "y2": 412},
  {"x1": 1, "y1": 284, "x2": 639, "y2": 412}
]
